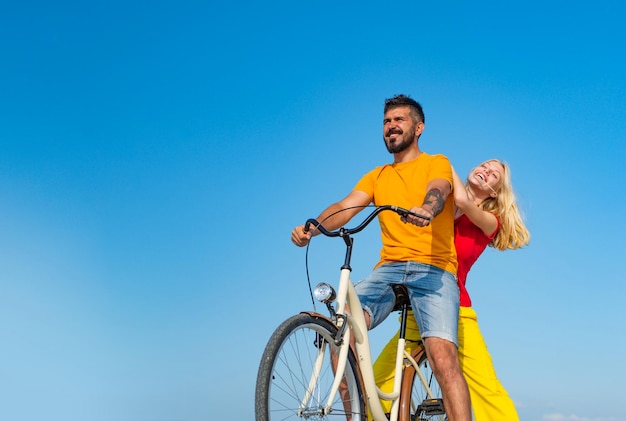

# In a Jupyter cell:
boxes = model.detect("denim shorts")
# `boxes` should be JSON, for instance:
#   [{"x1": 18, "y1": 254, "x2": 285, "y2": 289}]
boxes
[{"x1": 354, "y1": 261, "x2": 460, "y2": 346}]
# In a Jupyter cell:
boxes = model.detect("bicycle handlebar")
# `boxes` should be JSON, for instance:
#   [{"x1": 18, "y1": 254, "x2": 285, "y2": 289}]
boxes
[{"x1": 304, "y1": 205, "x2": 431, "y2": 238}]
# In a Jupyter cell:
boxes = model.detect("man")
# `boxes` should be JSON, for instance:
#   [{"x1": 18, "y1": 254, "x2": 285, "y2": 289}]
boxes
[{"x1": 291, "y1": 94, "x2": 471, "y2": 420}]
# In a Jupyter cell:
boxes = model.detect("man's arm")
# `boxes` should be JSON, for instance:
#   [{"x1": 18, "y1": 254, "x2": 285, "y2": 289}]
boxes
[
  {"x1": 291, "y1": 190, "x2": 371, "y2": 247},
  {"x1": 403, "y1": 178, "x2": 452, "y2": 227}
]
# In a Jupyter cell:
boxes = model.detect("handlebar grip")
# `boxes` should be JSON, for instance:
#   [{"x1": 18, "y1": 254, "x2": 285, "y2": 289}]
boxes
[
  {"x1": 304, "y1": 218, "x2": 318, "y2": 233},
  {"x1": 391, "y1": 206, "x2": 431, "y2": 221}
]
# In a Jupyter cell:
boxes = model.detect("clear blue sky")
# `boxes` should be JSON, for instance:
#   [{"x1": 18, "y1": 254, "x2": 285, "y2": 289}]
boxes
[{"x1": 1, "y1": 1, "x2": 625, "y2": 420}]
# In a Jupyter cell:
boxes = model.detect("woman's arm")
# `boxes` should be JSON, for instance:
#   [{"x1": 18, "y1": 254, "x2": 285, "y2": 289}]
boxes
[{"x1": 452, "y1": 166, "x2": 499, "y2": 236}]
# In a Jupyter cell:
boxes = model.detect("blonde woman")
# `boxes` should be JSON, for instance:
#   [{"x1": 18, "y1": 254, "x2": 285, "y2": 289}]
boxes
[{"x1": 374, "y1": 159, "x2": 530, "y2": 420}]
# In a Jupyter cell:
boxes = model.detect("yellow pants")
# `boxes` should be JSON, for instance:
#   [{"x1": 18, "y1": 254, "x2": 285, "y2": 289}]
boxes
[{"x1": 373, "y1": 306, "x2": 519, "y2": 421}]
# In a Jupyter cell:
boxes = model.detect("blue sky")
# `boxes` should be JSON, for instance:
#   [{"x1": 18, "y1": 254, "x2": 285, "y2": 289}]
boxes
[{"x1": 1, "y1": 1, "x2": 625, "y2": 420}]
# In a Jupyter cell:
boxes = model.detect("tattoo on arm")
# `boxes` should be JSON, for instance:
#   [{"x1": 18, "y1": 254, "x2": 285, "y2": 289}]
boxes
[{"x1": 422, "y1": 188, "x2": 445, "y2": 216}]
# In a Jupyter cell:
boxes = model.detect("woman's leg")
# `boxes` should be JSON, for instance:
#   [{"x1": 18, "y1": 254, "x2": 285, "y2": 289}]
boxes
[{"x1": 458, "y1": 306, "x2": 519, "y2": 421}]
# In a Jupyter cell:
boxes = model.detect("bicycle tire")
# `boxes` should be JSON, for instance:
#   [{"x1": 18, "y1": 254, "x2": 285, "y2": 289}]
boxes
[
  {"x1": 399, "y1": 345, "x2": 448, "y2": 421},
  {"x1": 255, "y1": 313, "x2": 366, "y2": 420}
]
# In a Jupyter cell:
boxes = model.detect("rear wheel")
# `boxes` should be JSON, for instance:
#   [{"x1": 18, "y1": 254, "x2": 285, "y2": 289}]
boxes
[
  {"x1": 399, "y1": 345, "x2": 447, "y2": 421},
  {"x1": 255, "y1": 313, "x2": 365, "y2": 420}
]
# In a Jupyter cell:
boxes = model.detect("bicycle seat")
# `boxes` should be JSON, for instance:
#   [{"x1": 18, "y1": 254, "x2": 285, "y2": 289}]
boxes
[{"x1": 391, "y1": 284, "x2": 411, "y2": 312}]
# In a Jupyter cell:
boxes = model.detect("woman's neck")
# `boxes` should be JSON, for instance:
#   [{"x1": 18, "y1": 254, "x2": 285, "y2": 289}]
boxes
[{"x1": 466, "y1": 185, "x2": 488, "y2": 206}]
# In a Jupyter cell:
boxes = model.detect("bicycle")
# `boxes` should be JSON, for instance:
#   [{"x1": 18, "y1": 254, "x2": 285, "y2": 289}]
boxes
[{"x1": 255, "y1": 205, "x2": 448, "y2": 421}]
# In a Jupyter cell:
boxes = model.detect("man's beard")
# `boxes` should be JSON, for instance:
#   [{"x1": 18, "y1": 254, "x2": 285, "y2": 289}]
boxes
[{"x1": 384, "y1": 128, "x2": 415, "y2": 154}]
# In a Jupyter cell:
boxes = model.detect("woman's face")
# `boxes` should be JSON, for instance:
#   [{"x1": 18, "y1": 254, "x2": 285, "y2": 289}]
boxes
[{"x1": 469, "y1": 160, "x2": 504, "y2": 196}]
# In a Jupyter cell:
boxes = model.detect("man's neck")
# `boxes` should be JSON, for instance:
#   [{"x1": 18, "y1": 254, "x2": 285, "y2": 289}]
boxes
[{"x1": 393, "y1": 147, "x2": 422, "y2": 163}]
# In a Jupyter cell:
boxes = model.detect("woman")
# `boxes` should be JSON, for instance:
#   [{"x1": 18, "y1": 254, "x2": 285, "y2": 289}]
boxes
[{"x1": 374, "y1": 159, "x2": 531, "y2": 420}]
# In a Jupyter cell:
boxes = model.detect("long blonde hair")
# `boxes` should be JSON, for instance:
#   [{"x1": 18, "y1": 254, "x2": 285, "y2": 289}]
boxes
[{"x1": 477, "y1": 159, "x2": 531, "y2": 250}]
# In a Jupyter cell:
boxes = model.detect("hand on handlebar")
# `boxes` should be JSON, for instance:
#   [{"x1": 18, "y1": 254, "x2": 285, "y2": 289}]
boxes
[
  {"x1": 400, "y1": 206, "x2": 433, "y2": 227},
  {"x1": 291, "y1": 225, "x2": 312, "y2": 247}
]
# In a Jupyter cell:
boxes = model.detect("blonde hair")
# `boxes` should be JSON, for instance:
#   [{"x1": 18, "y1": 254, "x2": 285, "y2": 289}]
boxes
[{"x1": 476, "y1": 159, "x2": 531, "y2": 251}]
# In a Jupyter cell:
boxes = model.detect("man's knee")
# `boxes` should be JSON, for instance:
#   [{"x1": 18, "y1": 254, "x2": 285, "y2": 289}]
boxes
[
  {"x1": 424, "y1": 337, "x2": 461, "y2": 375},
  {"x1": 363, "y1": 310, "x2": 372, "y2": 328},
  {"x1": 345, "y1": 304, "x2": 372, "y2": 329}
]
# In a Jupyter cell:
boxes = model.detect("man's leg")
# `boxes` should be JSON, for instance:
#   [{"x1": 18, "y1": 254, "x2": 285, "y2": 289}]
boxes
[
  {"x1": 424, "y1": 336, "x2": 472, "y2": 421},
  {"x1": 406, "y1": 263, "x2": 470, "y2": 421},
  {"x1": 352, "y1": 263, "x2": 406, "y2": 418},
  {"x1": 373, "y1": 311, "x2": 423, "y2": 413}
]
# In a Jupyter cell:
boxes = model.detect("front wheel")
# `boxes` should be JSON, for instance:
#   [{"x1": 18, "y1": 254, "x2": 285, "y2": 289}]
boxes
[
  {"x1": 399, "y1": 345, "x2": 447, "y2": 421},
  {"x1": 255, "y1": 313, "x2": 365, "y2": 420}
]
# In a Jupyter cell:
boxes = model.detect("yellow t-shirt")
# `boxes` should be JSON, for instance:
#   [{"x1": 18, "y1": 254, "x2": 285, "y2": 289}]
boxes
[{"x1": 354, "y1": 153, "x2": 457, "y2": 274}]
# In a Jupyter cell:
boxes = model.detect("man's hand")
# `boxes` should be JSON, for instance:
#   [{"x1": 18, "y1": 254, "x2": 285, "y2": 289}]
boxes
[
  {"x1": 291, "y1": 225, "x2": 312, "y2": 247},
  {"x1": 400, "y1": 207, "x2": 433, "y2": 227}
]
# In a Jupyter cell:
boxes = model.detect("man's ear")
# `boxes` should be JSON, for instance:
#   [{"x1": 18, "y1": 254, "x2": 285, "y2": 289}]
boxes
[{"x1": 415, "y1": 121, "x2": 425, "y2": 137}]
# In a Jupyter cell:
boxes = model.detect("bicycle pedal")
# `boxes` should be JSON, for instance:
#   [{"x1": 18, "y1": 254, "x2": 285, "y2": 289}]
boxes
[{"x1": 418, "y1": 398, "x2": 445, "y2": 415}]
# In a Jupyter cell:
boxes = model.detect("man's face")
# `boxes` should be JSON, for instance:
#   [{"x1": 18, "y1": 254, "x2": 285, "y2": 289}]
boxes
[{"x1": 382, "y1": 106, "x2": 423, "y2": 154}]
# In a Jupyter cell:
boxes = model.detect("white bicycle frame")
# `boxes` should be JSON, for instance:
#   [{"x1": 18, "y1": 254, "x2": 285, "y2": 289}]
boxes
[{"x1": 315, "y1": 265, "x2": 439, "y2": 421}]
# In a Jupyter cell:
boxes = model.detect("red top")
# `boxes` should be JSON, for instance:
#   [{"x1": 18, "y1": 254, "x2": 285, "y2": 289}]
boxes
[{"x1": 454, "y1": 214, "x2": 500, "y2": 307}]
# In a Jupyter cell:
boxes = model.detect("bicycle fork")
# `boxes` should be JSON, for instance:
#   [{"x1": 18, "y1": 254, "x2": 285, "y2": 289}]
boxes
[
  {"x1": 297, "y1": 266, "x2": 356, "y2": 417},
  {"x1": 297, "y1": 327, "x2": 352, "y2": 417}
]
